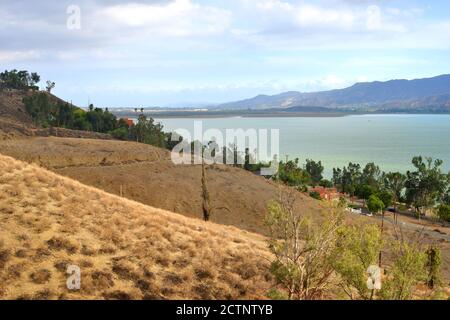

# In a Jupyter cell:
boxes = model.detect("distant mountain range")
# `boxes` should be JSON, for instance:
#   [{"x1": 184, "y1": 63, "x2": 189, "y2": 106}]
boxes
[{"x1": 215, "y1": 74, "x2": 450, "y2": 112}]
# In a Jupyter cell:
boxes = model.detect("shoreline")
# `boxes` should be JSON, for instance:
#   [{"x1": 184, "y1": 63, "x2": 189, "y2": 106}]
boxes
[{"x1": 113, "y1": 110, "x2": 450, "y2": 119}]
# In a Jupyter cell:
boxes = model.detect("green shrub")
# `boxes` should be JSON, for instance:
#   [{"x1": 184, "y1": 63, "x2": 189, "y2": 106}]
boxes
[
  {"x1": 309, "y1": 191, "x2": 321, "y2": 200},
  {"x1": 319, "y1": 179, "x2": 333, "y2": 188},
  {"x1": 435, "y1": 204, "x2": 450, "y2": 222},
  {"x1": 110, "y1": 127, "x2": 129, "y2": 140}
]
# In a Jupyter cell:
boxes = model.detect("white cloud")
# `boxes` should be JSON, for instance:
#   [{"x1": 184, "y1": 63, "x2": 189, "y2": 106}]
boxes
[
  {"x1": 366, "y1": 5, "x2": 381, "y2": 30},
  {"x1": 366, "y1": 5, "x2": 408, "y2": 32},
  {"x1": 100, "y1": 0, "x2": 231, "y2": 36},
  {"x1": 319, "y1": 75, "x2": 348, "y2": 88},
  {"x1": 296, "y1": 5, "x2": 355, "y2": 29},
  {"x1": 255, "y1": 0, "x2": 293, "y2": 12},
  {"x1": 0, "y1": 50, "x2": 41, "y2": 62}
]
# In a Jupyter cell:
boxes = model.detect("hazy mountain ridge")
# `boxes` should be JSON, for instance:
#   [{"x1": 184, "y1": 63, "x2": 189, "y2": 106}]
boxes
[{"x1": 216, "y1": 74, "x2": 450, "y2": 111}]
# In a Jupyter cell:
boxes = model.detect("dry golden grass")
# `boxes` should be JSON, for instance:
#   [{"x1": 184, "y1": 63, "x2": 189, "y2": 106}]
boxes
[
  {"x1": 0, "y1": 137, "x2": 325, "y2": 236},
  {"x1": 0, "y1": 137, "x2": 167, "y2": 168},
  {"x1": 0, "y1": 154, "x2": 273, "y2": 300},
  {"x1": 1, "y1": 137, "x2": 448, "y2": 296}
]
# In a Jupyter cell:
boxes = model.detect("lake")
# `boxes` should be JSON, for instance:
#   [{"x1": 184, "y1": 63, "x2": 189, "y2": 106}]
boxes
[{"x1": 153, "y1": 114, "x2": 450, "y2": 177}]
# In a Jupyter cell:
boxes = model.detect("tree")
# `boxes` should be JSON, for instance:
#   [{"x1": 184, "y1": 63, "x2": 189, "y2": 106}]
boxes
[
  {"x1": 46, "y1": 80, "x2": 55, "y2": 93},
  {"x1": 22, "y1": 91, "x2": 58, "y2": 126},
  {"x1": 0, "y1": 69, "x2": 40, "y2": 89},
  {"x1": 356, "y1": 184, "x2": 375, "y2": 201},
  {"x1": 367, "y1": 195, "x2": 384, "y2": 214},
  {"x1": 130, "y1": 115, "x2": 166, "y2": 147},
  {"x1": 378, "y1": 234, "x2": 427, "y2": 300},
  {"x1": 333, "y1": 223, "x2": 383, "y2": 300},
  {"x1": 30, "y1": 72, "x2": 40, "y2": 83},
  {"x1": 333, "y1": 163, "x2": 361, "y2": 196},
  {"x1": 165, "y1": 131, "x2": 184, "y2": 151},
  {"x1": 243, "y1": 147, "x2": 251, "y2": 170},
  {"x1": 265, "y1": 192, "x2": 343, "y2": 300},
  {"x1": 278, "y1": 158, "x2": 311, "y2": 187},
  {"x1": 332, "y1": 168, "x2": 343, "y2": 190},
  {"x1": 377, "y1": 190, "x2": 393, "y2": 209},
  {"x1": 319, "y1": 179, "x2": 333, "y2": 188},
  {"x1": 384, "y1": 172, "x2": 406, "y2": 222},
  {"x1": 405, "y1": 156, "x2": 447, "y2": 219},
  {"x1": 361, "y1": 162, "x2": 382, "y2": 190},
  {"x1": 305, "y1": 159, "x2": 324, "y2": 187}
]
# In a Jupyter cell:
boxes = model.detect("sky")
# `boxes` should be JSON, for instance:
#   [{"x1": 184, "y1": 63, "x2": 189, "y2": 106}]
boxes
[{"x1": 1, "y1": 0, "x2": 450, "y2": 107}]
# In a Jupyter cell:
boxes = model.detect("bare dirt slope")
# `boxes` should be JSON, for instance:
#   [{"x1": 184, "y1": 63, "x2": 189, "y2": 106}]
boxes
[
  {"x1": 0, "y1": 154, "x2": 273, "y2": 299},
  {"x1": 0, "y1": 137, "x2": 324, "y2": 236}
]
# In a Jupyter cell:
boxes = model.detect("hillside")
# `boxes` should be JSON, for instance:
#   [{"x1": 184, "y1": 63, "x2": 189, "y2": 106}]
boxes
[
  {"x1": 0, "y1": 90, "x2": 113, "y2": 140},
  {"x1": 217, "y1": 74, "x2": 450, "y2": 111},
  {"x1": 0, "y1": 137, "x2": 324, "y2": 236},
  {"x1": 0, "y1": 154, "x2": 273, "y2": 299}
]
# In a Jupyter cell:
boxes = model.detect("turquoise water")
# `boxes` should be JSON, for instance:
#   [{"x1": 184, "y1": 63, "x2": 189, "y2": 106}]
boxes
[{"x1": 154, "y1": 114, "x2": 450, "y2": 177}]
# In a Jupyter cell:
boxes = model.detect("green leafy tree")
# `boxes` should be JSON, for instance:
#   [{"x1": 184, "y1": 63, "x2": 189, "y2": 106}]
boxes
[
  {"x1": 377, "y1": 190, "x2": 393, "y2": 209},
  {"x1": 367, "y1": 195, "x2": 384, "y2": 214},
  {"x1": 333, "y1": 224, "x2": 383, "y2": 300},
  {"x1": 305, "y1": 159, "x2": 324, "y2": 187},
  {"x1": 384, "y1": 172, "x2": 406, "y2": 221},
  {"x1": 30, "y1": 72, "x2": 40, "y2": 87},
  {"x1": 405, "y1": 157, "x2": 448, "y2": 219},
  {"x1": 23, "y1": 92, "x2": 53, "y2": 126},
  {"x1": 130, "y1": 114, "x2": 166, "y2": 148},
  {"x1": 319, "y1": 179, "x2": 333, "y2": 188},
  {"x1": 361, "y1": 162, "x2": 382, "y2": 190},
  {"x1": 332, "y1": 167, "x2": 343, "y2": 190},
  {"x1": 0, "y1": 69, "x2": 40, "y2": 89},
  {"x1": 45, "y1": 80, "x2": 55, "y2": 93},
  {"x1": 333, "y1": 163, "x2": 361, "y2": 196},
  {"x1": 278, "y1": 158, "x2": 311, "y2": 187},
  {"x1": 379, "y1": 238, "x2": 427, "y2": 300},
  {"x1": 356, "y1": 184, "x2": 375, "y2": 201}
]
